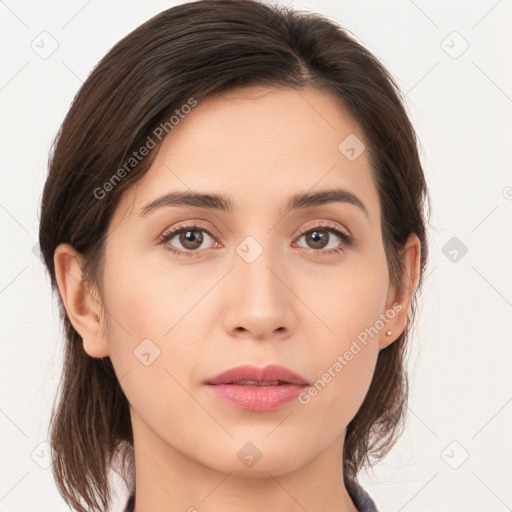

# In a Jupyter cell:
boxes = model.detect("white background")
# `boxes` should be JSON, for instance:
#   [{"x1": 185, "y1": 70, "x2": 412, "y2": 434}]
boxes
[{"x1": 1, "y1": 1, "x2": 511, "y2": 511}]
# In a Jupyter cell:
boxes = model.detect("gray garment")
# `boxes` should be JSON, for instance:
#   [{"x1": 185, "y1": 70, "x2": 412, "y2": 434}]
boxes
[
  {"x1": 123, "y1": 477, "x2": 378, "y2": 511},
  {"x1": 345, "y1": 476, "x2": 379, "y2": 511}
]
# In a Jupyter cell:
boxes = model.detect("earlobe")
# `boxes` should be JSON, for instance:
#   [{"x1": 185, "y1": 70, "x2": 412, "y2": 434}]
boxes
[
  {"x1": 53, "y1": 243, "x2": 110, "y2": 358},
  {"x1": 379, "y1": 233, "x2": 422, "y2": 350}
]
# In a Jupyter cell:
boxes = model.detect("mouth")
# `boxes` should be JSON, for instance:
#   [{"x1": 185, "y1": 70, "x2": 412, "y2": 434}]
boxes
[
  {"x1": 204, "y1": 364, "x2": 309, "y2": 411},
  {"x1": 226, "y1": 380, "x2": 290, "y2": 386},
  {"x1": 205, "y1": 363, "x2": 310, "y2": 386}
]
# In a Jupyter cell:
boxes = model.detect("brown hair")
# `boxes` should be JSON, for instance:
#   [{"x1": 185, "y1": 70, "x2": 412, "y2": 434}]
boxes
[{"x1": 38, "y1": 1, "x2": 430, "y2": 510}]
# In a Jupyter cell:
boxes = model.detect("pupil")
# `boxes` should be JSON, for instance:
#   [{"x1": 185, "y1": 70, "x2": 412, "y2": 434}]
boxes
[
  {"x1": 182, "y1": 230, "x2": 203, "y2": 248},
  {"x1": 309, "y1": 230, "x2": 327, "y2": 248}
]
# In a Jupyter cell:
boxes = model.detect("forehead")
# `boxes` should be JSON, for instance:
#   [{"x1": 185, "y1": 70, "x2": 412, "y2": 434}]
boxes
[{"x1": 114, "y1": 85, "x2": 380, "y2": 225}]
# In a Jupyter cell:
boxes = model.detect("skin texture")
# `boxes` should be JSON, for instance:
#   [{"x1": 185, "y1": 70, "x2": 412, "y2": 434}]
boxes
[{"x1": 54, "y1": 85, "x2": 421, "y2": 512}]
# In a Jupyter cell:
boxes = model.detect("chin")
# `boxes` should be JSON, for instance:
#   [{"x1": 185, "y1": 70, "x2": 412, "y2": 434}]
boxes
[{"x1": 205, "y1": 443, "x2": 309, "y2": 478}]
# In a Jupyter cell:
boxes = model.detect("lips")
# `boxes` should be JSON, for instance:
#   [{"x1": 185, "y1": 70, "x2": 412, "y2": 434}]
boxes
[
  {"x1": 205, "y1": 364, "x2": 310, "y2": 386},
  {"x1": 204, "y1": 364, "x2": 309, "y2": 412}
]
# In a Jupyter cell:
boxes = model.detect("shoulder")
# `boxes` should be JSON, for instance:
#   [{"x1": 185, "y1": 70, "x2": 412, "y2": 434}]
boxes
[{"x1": 122, "y1": 479, "x2": 378, "y2": 512}]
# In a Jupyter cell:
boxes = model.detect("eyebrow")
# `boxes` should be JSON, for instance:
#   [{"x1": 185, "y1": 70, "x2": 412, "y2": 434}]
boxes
[{"x1": 140, "y1": 187, "x2": 368, "y2": 218}]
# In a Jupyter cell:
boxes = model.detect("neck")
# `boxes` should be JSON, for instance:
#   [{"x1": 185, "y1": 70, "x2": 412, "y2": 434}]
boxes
[{"x1": 130, "y1": 414, "x2": 358, "y2": 512}]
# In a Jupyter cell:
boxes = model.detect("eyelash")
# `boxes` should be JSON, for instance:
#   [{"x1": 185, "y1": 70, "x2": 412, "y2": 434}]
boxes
[{"x1": 157, "y1": 221, "x2": 353, "y2": 258}]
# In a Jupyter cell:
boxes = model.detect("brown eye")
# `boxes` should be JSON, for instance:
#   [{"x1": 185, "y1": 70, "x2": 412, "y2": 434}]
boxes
[
  {"x1": 304, "y1": 229, "x2": 330, "y2": 249},
  {"x1": 295, "y1": 223, "x2": 353, "y2": 255},
  {"x1": 159, "y1": 223, "x2": 218, "y2": 257},
  {"x1": 178, "y1": 229, "x2": 204, "y2": 250}
]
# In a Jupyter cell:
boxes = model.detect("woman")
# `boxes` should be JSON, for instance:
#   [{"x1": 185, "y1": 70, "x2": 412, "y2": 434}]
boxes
[{"x1": 38, "y1": 1, "x2": 430, "y2": 511}]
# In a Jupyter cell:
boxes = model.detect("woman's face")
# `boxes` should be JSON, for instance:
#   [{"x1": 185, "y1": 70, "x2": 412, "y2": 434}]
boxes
[{"x1": 95, "y1": 85, "x2": 404, "y2": 476}]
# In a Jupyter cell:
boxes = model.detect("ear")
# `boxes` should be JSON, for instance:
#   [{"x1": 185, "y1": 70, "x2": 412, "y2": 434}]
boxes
[
  {"x1": 379, "y1": 233, "x2": 422, "y2": 350},
  {"x1": 53, "y1": 243, "x2": 110, "y2": 358}
]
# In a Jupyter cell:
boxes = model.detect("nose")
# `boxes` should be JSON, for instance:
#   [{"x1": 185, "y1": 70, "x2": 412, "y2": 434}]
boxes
[{"x1": 222, "y1": 239, "x2": 295, "y2": 342}]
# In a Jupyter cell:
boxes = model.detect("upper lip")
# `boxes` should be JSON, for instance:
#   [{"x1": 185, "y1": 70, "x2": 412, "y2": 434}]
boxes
[{"x1": 205, "y1": 364, "x2": 309, "y2": 386}]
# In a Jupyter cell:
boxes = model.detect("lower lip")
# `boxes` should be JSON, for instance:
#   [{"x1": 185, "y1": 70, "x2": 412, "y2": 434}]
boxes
[{"x1": 206, "y1": 383, "x2": 306, "y2": 411}]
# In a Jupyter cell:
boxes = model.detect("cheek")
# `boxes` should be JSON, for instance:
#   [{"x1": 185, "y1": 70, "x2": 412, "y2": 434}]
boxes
[
  {"x1": 101, "y1": 245, "x2": 183, "y2": 338},
  {"x1": 100, "y1": 250, "x2": 212, "y2": 386},
  {"x1": 313, "y1": 341, "x2": 379, "y2": 411},
  {"x1": 304, "y1": 250, "x2": 389, "y2": 344},
  {"x1": 100, "y1": 261, "x2": 204, "y2": 430},
  {"x1": 296, "y1": 348, "x2": 378, "y2": 450},
  {"x1": 296, "y1": 252, "x2": 387, "y2": 418},
  {"x1": 297, "y1": 290, "x2": 382, "y2": 433}
]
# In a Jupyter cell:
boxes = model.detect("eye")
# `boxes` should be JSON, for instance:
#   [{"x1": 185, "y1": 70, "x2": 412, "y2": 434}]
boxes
[
  {"x1": 158, "y1": 223, "x2": 219, "y2": 258},
  {"x1": 294, "y1": 222, "x2": 353, "y2": 256},
  {"x1": 158, "y1": 220, "x2": 353, "y2": 258}
]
